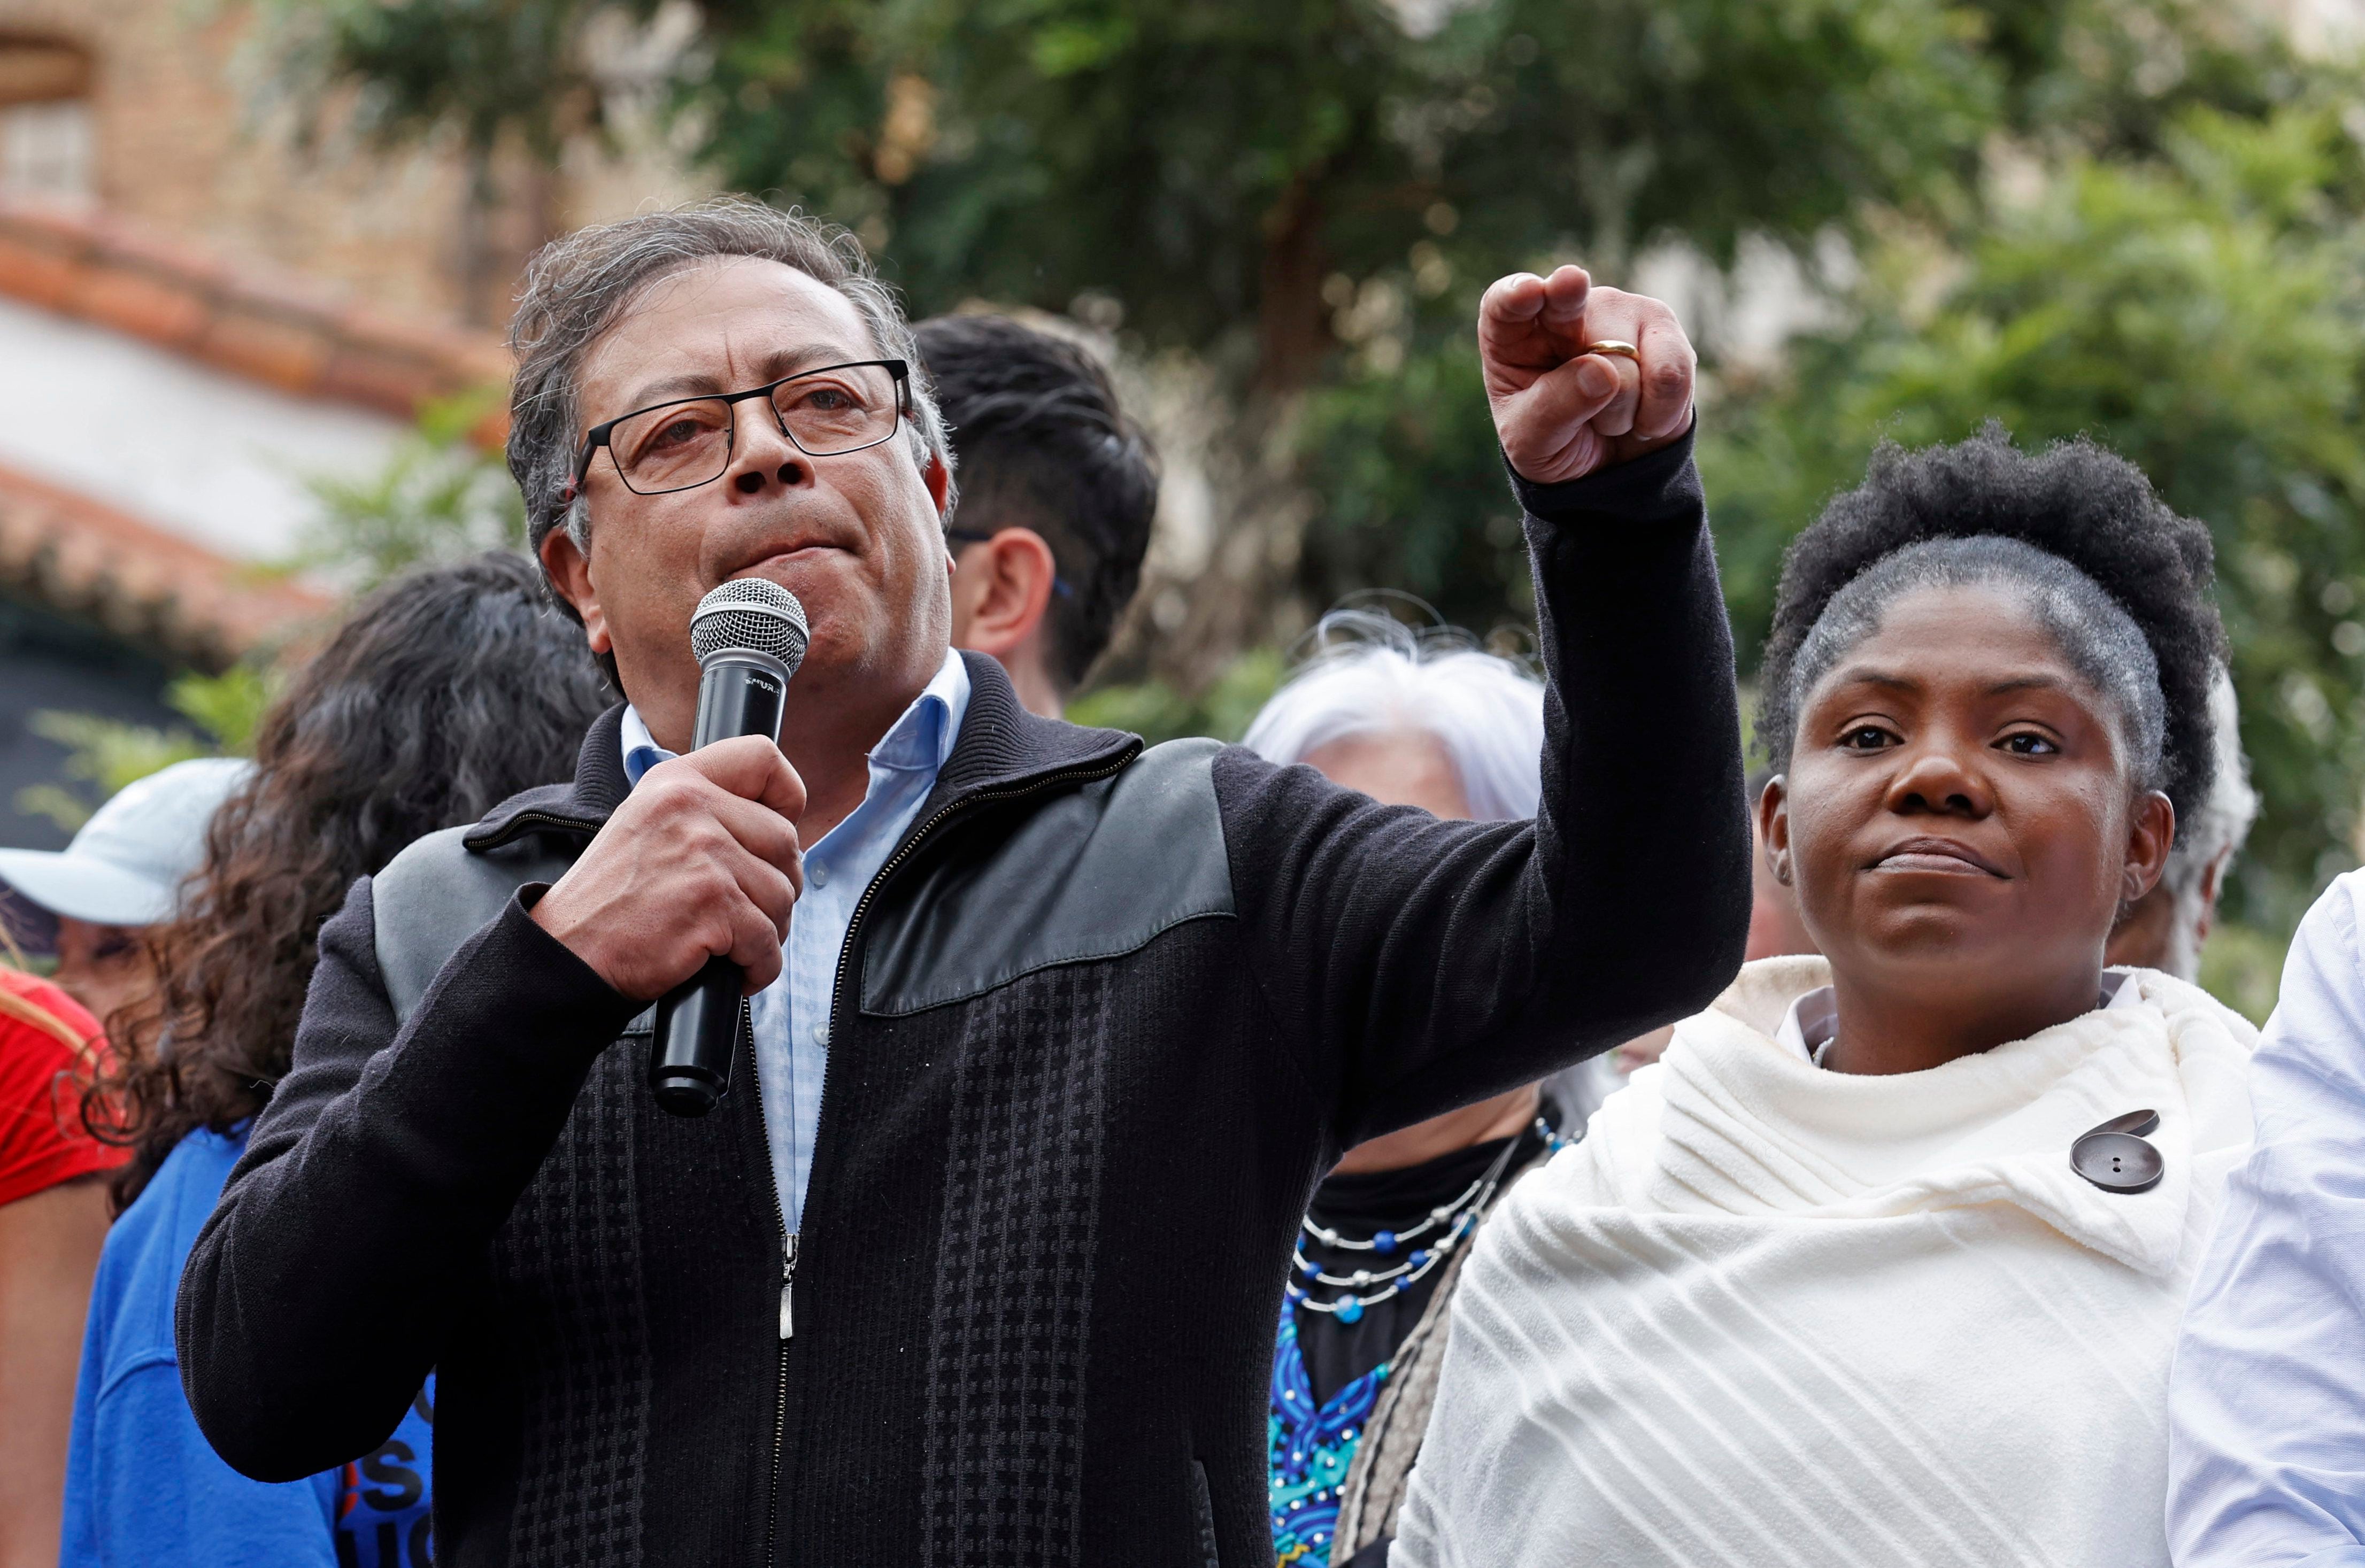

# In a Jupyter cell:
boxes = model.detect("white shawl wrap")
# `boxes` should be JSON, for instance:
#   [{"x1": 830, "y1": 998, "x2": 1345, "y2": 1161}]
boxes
[{"x1": 1395, "y1": 956, "x2": 2256, "y2": 1568}]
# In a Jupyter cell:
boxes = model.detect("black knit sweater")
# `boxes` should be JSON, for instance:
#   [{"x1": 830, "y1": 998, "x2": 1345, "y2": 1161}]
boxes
[{"x1": 177, "y1": 435, "x2": 1749, "y2": 1567}]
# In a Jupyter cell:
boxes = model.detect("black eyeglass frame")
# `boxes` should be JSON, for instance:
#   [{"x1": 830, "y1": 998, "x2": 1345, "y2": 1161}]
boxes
[{"x1": 571, "y1": 358, "x2": 912, "y2": 499}]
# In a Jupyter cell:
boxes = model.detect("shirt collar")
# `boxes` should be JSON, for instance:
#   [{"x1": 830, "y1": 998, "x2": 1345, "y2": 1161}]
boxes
[
  {"x1": 621, "y1": 645, "x2": 971, "y2": 790},
  {"x1": 873, "y1": 645, "x2": 971, "y2": 775},
  {"x1": 1773, "y1": 968, "x2": 2143, "y2": 1067},
  {"x1": 619, "y1": 705, "x2": 668, "y2": 789}
]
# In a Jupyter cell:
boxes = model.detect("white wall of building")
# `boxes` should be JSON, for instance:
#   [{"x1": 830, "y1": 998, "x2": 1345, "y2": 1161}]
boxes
[{"x1": 0, "y1": 292, "x2": 409, "y2": 561}]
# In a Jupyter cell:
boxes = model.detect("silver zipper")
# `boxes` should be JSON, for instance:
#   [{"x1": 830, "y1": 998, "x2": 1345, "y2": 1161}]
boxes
[
  {"x1": 746, "y1": 998, "x2": 789, "y2": 1568},
  {"x1": 461, "y1": 805, "x2": 606, "y2": 852},
  {"x1": 764, "y1": 740, "x2": 1142, "y2": 1563}
]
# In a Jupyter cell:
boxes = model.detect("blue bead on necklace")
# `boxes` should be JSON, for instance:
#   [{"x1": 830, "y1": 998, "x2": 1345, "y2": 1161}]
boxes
[{"x1": 1287, "y1": 1117, "x2": 1559, "y2": 1324}]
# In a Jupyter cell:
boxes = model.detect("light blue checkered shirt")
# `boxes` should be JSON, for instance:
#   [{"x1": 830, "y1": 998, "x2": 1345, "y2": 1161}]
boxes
[{"x1": 620, "y1": 647, "x2": 969, "y2": 1229}]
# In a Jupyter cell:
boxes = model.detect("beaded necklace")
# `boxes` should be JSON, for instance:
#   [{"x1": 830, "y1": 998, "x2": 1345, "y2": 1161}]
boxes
[
  {"x1": 1287, "y1": 1116, "x2": 1563, "y2": 1324},
  {"x1": 1270, "y1": 1116, "x2": 1569, "y2": 1561}
]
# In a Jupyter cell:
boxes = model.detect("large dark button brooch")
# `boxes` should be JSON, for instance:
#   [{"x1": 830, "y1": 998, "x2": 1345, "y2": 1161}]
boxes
[{"x1": 2071, "y1": 1109, "x2": 2163, "y2": 1194}]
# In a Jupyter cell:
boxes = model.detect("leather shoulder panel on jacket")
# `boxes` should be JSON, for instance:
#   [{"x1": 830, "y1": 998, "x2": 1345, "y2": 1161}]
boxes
[
  {"x1": 372, "y1": 825, "x2": 580, "y2": 1026},
  {"x1": 859, "y1": 737, "x2": 1236, "y2": 1016}
]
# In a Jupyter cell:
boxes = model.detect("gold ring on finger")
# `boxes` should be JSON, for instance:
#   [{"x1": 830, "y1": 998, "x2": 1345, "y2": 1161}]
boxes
[{"x1": 1581, "y1": 340, "x2": 1639, "y2": 361}]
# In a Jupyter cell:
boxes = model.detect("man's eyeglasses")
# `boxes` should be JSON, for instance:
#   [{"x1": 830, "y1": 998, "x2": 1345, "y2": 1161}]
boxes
[
  {"x1": 570, "y1": 359, "x2": 910, "y2": 501},
  {"x1": 946, "y1": 528, "x2": 1075, "y2": 599}
]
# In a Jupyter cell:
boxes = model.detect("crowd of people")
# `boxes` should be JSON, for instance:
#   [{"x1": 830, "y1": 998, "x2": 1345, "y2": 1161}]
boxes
[{"x1": 0, "y1": 193, "x2": 2360, "y2": 1568}]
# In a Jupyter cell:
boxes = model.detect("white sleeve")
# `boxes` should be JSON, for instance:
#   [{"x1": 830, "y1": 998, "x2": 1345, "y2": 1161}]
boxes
[{"x1": 2169, "y1": 871, "x2": 2365, "y2": 1566}]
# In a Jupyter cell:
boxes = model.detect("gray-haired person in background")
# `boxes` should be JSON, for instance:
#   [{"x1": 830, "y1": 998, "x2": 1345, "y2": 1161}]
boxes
[
  {"x1": 2107, "y1": 665, "x2": 2255, "y2": 979},
  {"x1": 1246, "y1": 611, "x2": 1580, "y2": 1568}
]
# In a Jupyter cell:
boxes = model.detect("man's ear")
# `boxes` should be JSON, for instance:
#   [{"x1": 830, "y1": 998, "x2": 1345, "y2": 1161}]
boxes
[
  {"x1": 538, "y1": 527, "x2": 613, "y2": 658},
  {"x1": 2122, "y1": 791, "x2": 2177, "y2": 904},
  {"x1": 1758, "y1": 774, "x2": 1793, "y2": 887},
  {"x1": 923, "y1": 452, "x2": 952, "y2": 519},
  {"x1": 948, "y1": 528, "x2": 1059, "y2": 656}
]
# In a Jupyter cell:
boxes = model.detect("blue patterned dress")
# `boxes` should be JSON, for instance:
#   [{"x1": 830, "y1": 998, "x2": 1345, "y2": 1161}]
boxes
[
  {"x1": 1268, "y1": 1121, "x2": 1560, "y2": 1565},
  {"x1": 1269, "y1": 1304, "x2": 1390, "y2": 1564}
]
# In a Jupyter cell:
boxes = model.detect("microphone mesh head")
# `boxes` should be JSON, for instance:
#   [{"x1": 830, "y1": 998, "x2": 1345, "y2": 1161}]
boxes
[{"x1": 690, "y1": 578, "x2": 809, "y2": 675}]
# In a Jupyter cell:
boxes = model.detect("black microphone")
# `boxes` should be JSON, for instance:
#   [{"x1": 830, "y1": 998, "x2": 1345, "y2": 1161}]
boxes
[{"x1": 649, "y1": 578, "x2": 810, "y2": 1117}]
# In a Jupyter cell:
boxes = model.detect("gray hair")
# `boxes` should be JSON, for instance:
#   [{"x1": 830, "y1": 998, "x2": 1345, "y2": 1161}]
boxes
[
  {"x1": 1789, "y1": 536, "x2": 2169, "y2": 798},
  {"x1": 1246, "y1": 611, "x2": 1600, "y2": 1130},
  {"x1": 1242, "y1": 611, "x2": 1545, "y2": 821},
  {"x1": 2152, "y1": 665, "x2": 2258, "y2": 979},
  {"x1": 506, "y1": 197, "x2": 954, "y2": 607}
]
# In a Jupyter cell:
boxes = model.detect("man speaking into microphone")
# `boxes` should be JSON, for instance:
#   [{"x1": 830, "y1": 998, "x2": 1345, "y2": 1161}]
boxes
[{"x1": 178, "y1": 198, "x2": 1750, "y2": 1568}]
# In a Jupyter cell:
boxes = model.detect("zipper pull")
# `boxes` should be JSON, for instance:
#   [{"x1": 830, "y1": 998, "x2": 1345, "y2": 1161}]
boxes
[{"x1": 780, "y1": 1232, "x2": 799, "y2": 1340}]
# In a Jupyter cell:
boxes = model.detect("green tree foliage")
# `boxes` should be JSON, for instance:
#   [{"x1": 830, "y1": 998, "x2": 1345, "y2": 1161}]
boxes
[
  {"x1": 1293, "y1": 339, "x2": 1535, "y2": 635},
  {"x1": 258, "y1": 0, "x2": 612, "y2": 161},
  {"x1": 16, "y1": 668, "x2": 273, "y2": 833},
  {"x1": 280, "y1": 0, "x2": 2299, "y2": 394},
  {"x1": 695, "y1": 0, "x2": 2009, "y2": 390},
  {"x1": 297, "y1": 391, "x2": 526, "y2": 586},
  {"x1": 1067, "y1": 646, "x2": 1285, "y2": 745}
]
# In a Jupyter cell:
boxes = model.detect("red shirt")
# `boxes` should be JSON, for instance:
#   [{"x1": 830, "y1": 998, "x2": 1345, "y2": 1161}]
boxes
[{"x1": 0, "y1": 968, "x2": 128, "y2": 1207}]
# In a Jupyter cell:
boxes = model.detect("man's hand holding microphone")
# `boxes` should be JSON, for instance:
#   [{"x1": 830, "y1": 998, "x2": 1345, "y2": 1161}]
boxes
[
  {"x1": 530, "y1": 581, "x2": 812, "y2": 1114},
  {"x1": 529, "y1": 735, "x2": 804, "y2": 999}
]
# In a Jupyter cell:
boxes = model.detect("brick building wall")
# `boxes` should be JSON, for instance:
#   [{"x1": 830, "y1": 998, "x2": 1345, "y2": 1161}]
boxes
[{"x1": 0, "y1": 0, "x2": 709, "y2": 326}]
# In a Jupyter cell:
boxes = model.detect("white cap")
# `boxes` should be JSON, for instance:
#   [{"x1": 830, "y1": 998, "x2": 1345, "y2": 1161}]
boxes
[{"x1": 0, "y1": 756, "x2": 255, "y2": 928}]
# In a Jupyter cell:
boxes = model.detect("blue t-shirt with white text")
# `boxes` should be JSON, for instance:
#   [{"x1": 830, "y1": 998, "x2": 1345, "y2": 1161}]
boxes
[{"x1": 60, "y1": 1125, "x2": 434, "y2": 1567}]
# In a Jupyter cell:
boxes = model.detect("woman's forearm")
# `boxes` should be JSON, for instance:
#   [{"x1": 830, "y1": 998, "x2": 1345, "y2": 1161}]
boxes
[{"x1": 0, "y1": 1175, "x2": 109, "y2": 1568}]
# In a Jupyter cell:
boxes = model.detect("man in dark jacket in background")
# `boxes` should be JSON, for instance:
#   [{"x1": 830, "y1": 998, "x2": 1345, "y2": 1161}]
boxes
[
  {"x1": 177, "y1": 196, "x2": 1750, "y2": 1568},
  {"x1": 922, "y1": 312, "x2": 1160, "y2": 719}
]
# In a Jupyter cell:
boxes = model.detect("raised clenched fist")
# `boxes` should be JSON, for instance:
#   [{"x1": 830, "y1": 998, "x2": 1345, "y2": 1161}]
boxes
[{"x1": 1480, "y1": 265, "x2": 1696, "y2": 485}]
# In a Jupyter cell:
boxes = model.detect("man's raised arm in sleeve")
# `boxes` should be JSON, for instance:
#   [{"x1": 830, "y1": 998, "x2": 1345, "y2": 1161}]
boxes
[{"x1": 1215, "y1": 265, "x2": 1752, "y2": 1152}]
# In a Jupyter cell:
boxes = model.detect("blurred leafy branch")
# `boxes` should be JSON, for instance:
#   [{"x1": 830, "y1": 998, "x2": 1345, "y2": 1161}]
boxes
[
  {"x1": 1068, "y1": 648, "x2": 1287, "y2": 746},
  {"x1": 19, "y1": 392, "x2": 515, "y2": 828},
  {"x1": 16, "y1": 668, "x2": 273, "y2": 834},
  {"x1": 294, "y1": 389, "x2": 525, "y2": 583},
  {"x1": 253, "y1": 0, "x2": 614, "y2": 161}
]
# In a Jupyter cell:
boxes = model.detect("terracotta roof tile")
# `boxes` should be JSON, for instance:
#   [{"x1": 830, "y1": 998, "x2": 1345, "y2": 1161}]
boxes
[
  {"x1": 0, "y1": 195, "x2": 511, "y2": 439},
  {"x1": 200, "y1": 308, "x2": 333, "y2": 393},
  {"x1": 0, "y1": 462, "x2": 332, "y2": 668},
  {"x1": 68, "y1": 261, "x2": 211, "y2": 345},
  {"x1": 0, "y1": 220, "x2": 77, "y2": 308}
]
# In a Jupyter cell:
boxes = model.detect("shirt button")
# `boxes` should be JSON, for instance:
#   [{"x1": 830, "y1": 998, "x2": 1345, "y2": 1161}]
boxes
[
  {"x1": 808, "y1": 863, "x2": 829, "y2": 888},
  {"x1": 812, "y1": 1021, "x2": 830, "y2": 1047},
  {"x1": 2070, "y1": 1130, "x2": 2162, "y2": 1193}
]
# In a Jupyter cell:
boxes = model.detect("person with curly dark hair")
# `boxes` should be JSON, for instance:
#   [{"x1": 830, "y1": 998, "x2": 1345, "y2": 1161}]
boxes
[
  {"x1": 1754, "y1": 424, "x2": 2224, "y2": 832},
  {"x1": 1397, "y1": 428, "x2": 2259, "y2": 1568},
  {"x1": 59, "y1": 552, "x2": 608, "y2": 1568}
]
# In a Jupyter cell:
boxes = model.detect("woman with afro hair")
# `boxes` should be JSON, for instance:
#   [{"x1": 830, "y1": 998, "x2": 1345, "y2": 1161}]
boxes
[{"x1": 1393, "y1": 426, "x2": 2258, "y2": 1568}]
